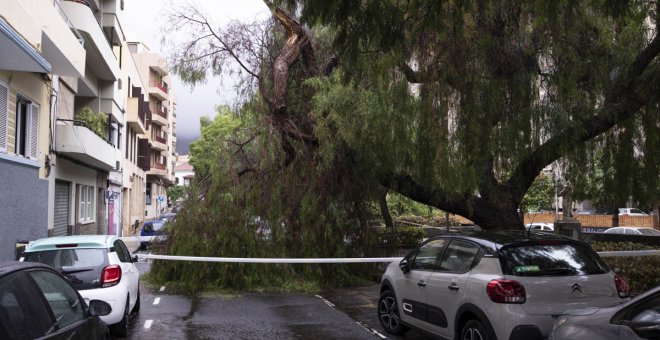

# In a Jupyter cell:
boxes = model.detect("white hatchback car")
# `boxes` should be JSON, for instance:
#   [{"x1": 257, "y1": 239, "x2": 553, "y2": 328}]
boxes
[
  {"x1": 378, "y1": 232, "x2": 630, "y2": 340},
  {"x1": 22, "y1": 235, "x2": 140, "y2": 337}
]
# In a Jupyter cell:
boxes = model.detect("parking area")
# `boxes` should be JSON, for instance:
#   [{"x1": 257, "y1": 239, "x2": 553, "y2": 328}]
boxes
[{"x1": 119, "y1": 258, "x2": 403, "y2": 340}]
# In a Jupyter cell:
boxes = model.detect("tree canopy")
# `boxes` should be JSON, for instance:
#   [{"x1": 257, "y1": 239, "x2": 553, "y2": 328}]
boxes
[{"x1": 167, "y1": 0, "x2": 659, "y2": 231}]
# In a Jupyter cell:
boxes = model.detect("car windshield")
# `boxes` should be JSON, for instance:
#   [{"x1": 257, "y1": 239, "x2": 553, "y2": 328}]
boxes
[
  {"x1": 499, "y1": 242, "x2": 609, "y2": 276},
  {"x1": 24, "y1": 249, "x2": 106, "y2": 271},
  {"x1": 638, "y1": 228, "x2": 660, "y2": 236}
]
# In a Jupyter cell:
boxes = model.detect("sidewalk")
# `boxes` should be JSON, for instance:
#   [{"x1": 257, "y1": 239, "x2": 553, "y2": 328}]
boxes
[{"x1": 120, "y1": 235, "x2": 141, "y2": 254}]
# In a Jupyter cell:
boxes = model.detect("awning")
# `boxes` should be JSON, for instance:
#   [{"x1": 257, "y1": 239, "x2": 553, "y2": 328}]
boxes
[{"x1": 0, "y1": 19, "x2": 51, "y2": 73}]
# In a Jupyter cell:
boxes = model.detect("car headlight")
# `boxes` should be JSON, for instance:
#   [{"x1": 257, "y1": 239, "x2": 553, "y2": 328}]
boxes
[{"x1": 553, "y1": 315, "x2": 570, "y2": 331}]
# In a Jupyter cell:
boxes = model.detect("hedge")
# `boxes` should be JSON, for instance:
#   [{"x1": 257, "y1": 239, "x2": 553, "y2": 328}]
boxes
[{"x1": 590, "y1": 242, "x2": 660, "y2": 294}]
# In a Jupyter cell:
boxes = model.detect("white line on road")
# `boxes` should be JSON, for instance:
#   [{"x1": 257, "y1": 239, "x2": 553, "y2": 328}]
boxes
[
  {"x1": 357, "y1": 321, "x2": 387, "y2": 339},
  {"x1": 314, "y1": 295, "x2": 335, "y2": 307},
  {"x1": 153, "y1": 297, "x2": 161, "y2": 305},
  {"x1": 144, "y1": 320, "x2": 154, "y2": 329},
  {"x1": 159, "y1": 286, "x2": 165, "y2": 292}
]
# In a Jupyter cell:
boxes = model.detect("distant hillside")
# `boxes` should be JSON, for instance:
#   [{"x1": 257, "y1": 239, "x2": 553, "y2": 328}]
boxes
[{"x1": 175, "y1": 134, "x2": 199, "y2": 155}]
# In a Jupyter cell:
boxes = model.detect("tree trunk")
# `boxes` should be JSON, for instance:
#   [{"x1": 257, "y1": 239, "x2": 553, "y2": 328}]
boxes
[{"x1": 378, "y1": 189, "x2": 394, "y2": 228}]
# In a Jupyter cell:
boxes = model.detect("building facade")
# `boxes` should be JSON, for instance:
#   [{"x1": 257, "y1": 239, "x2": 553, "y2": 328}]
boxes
[
  {"x1": 128, "y1": 42, "x2": 176, "y2": 220},
  {"x1": 0, "y1": 0, "x2": 177, "y2": 260}
]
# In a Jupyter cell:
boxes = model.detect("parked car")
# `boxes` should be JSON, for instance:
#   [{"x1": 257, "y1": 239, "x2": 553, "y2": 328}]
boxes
[
  {"x1": 549, "y1": 285, "x2": 660, "y2": 339},
  {"x1": 140, "y1": 220, "x2": 169, "y2": 249},
  {"x1": 378, "y1": 231, "x2": 629, "y2": 340},
  {"x1": 619, "y1": 208, "x2": 649, "y2": 216},
  {"x1": 0, "y1": 261, "x2": 112, "y2": 339},
  {"x1": 159, "y1": 212, "x2": 177, "y2": 223},
  {"x1": 604, "y1": 227, "x2": 660, "y2": 236},
  {"x1": 22, "y1": 235, "x2": 140, "y2": 337},
  {"x1": 525, "y1": 223, "x2": 555, "y2": 232}
]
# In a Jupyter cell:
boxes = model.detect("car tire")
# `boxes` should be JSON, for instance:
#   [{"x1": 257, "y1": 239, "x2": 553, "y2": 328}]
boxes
[
  {"x1": 110, "y1": 296, "x2": 130, "y2": 338},
  {"x1": 377, "y1": 290, "x2": 409, "y2": 335},
  {"x1": 460, "y1": 319, "x2": 490, "y2": 340},
  {"x1": 133, "y1": 287, "x2": 141, "y2": 314}
]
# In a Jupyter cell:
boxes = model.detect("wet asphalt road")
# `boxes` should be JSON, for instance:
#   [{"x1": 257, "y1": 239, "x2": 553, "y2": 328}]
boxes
[{"x1": 117, "y1": 258, "x2": 432, "y2": 340}]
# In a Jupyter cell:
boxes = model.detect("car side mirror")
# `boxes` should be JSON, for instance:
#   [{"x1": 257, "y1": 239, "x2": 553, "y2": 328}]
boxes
[
  {"x1": 629, "y1": 309, "x2": 660, "y2": 338},
  {"x1": 89, "y1": 300, "x2": 112, "y2": 317},
  {"x1": 132, "y1": 255, "x2": 139, "y2": 263},
  {"x1": 399, "y1": 259, "x2": 410, "y2": 273}
]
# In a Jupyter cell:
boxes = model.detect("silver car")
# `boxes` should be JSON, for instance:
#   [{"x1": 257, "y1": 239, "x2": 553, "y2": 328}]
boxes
[
  {"x1": 378, "y1": 232, "x2": 629, "y2": 340},
  {"x1": 549, "y1": 285, "x2": 660, "y2": 340}
]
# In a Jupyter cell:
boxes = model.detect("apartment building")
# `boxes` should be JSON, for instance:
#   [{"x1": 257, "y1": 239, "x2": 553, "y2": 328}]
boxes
[
  {"x1": 0, "y1": 0, "x2": 86, "y2": 260},
  {"x1": 47, "y1": 0, "x2": 123, "y2": 237},
  {"x1": 128, "y1": 42, "x2": 176, "y2": 220}
]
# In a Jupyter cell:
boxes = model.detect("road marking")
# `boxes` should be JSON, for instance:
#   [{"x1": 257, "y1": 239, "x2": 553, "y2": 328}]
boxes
[
  {"x1": 357, "y1": 321, "x2": 387, "y2": 339},
  {"x1": 144, "y1": 320, "x2": 154, "y2": 329},
  {"x1": 314, "y1": 295, "x2": 335, "y2": 307},
  {"x1": 153, "y1": 297, "x2": 161, "y2": 305},
  {"x1": 159, "y1": 286, "x2": 165, "y2": 292}
]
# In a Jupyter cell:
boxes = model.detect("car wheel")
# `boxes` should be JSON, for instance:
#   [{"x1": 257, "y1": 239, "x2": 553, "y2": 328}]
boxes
[
  {"x1": 377, "y1": 290, "x2": 409, "y2": 335},
  {"x1": 133, "y1": 287, "x2": 141, "y2": 314},
  {"x1": 460, "y1": 319, "x2": 490, "y2": 340},
  {"x1": 110, "y1": 297, "x2": 130, "y2": 338}
]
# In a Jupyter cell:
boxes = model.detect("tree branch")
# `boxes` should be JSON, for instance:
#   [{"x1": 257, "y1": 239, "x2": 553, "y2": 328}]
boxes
[{"x1": 506, "y1": 34, "x2": 660, "y2": 200}]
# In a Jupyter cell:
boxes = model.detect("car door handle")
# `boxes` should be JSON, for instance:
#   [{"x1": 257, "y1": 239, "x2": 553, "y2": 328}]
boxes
[
  {"x1": 448, "y1": 284, "x2": 459, "y2": 291},
  {"x1": 418, "y1": 280, "x2": 427, "y2": 287}
]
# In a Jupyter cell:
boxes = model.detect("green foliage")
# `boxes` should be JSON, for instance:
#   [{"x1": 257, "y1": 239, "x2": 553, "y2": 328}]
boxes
[
  {"x1": 189, "y1": 106, "x2": 241, "y2": 178},
  {"x1": 387, "y1": 192, "x2": 437, "y2": 217},
  {"x1": 75, "y1": 107, "x2": 108, "y2": 139},
  {"x1": 150, "y1": 104, "x2": 383, "y2": 292},
  {"x1": 376, "y1": 226, "x2": 425, "y2": 247},
  {"x1": 521, "y1": 175, "x2": 554, "y2": 212},
  {"x1": 167, "y1": 185, "x2": 186, "y2": 203},
  {"x1": 590, "y1": 242, "x2": 660, "y2": 294}
]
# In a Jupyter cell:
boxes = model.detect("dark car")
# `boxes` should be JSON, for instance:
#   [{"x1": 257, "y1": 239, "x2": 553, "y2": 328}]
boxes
[
  {"x1": 140, "y1": 220, "x2": 168, "y2": 249},
  {"x1": 0, "y1": 261, "x2": 111, "y2": 339}
]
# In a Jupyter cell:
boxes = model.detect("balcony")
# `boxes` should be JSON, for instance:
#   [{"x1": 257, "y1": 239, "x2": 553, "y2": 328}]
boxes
[
  {"x1": 126, "y1": 97, "x2": 146, "y2": 134},
  {"x1": 61, "y1": 0, "x2": 120, "y2": 81},
  {"x1": 151, "y1": 108, "x2": 167, "y2": 126},
  {"x1": 148, "y1": 82, "x2": 168, "y2": 101},
  {"x1": 101, "y1": 98, "x2": 123, "y2": 124},
  {"x1": 1, "y1": 1, "x2": 86, "y2": 77},
  {"x1": 151, "y1": 135, "x2": 167, "y2": 151},
  {"x1": 148, "y1": 162, "x2": 168, "y2": 177},
  {"x1": 55, "y1": 120, "x2": 116, "y2": 171}
]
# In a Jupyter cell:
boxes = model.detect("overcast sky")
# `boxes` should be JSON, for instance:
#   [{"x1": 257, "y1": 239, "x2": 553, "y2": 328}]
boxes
[{"x1": 122, "y1": 0, "x2": 269, "y2": 154}]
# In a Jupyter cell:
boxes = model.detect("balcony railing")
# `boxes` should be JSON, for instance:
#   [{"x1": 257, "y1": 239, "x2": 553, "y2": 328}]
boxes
[
  {"x1": 154, "y1": 108, "x2": 167, "y2": 119},
  {"x1": 155, "y1": 135, "x2": 167, "y2": 144},
  {"x1": 57, "y1": 119, "x2": 112, "y2": 145},
  {"x1": 151, "y1": 82, "x2": 169, "y2": 94},
  {"x1": 153, "y1": 162, "x2": 167, "y2": 170},
  {"x1": 55, "y1": 0, "x2": 84, "y2": 45}
]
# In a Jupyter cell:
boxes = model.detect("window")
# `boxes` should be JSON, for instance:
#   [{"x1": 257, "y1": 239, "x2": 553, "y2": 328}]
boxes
[
  {"x1": 0, "y1": 273, "x2": 51, "y2": 339},
  {"x1": 29, "y1": 270, "x2": 84, "y2": 329},
  {"x1": 14, "y1": 96, "x2": 39, "y2": 159},
  {"x1": 500, "y1": 242, "x2": 609, "y2": 276},
  {"x1": 439, "y1": 240, "x2": 480, "y2": 273},
  {"x1": 113, "y1": 240, "x2": 131, "y2": 263},
  {"x1": 145, "y1": 183, "x2": 151, "y2": 205},
  {"x1": 78, "y1": 185, "x2": 95, "y2": 222},
  {"x1": 0, "y1": 81, "x2": 8, "y2": 152},
  {"x1": 411, "y1": 239, "x2": 446, "y2": 271}
]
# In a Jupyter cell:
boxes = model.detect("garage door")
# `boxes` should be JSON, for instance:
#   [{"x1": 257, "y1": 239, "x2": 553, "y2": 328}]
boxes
[{"x1": 53, "y1": 180, "x2": 70, "y2": 236}]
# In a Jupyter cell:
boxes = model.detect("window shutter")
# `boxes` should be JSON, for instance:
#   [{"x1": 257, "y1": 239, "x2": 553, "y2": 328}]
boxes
[
  {"x1": 0, "y1": 82, "x2": 7, "y2": 152},
  {"x1": 28, "y1": 102, "x2": 39, "y2": 159}
]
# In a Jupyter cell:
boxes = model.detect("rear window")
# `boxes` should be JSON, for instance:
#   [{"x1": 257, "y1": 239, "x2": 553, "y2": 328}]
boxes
[
  {"x1": 638, "y1": 228, "x2": 660, "y2": 236},
  {"x1": 24, "y1": 249, "x2": 107, "y2": 290},
  {"x1": 499, "y1": 242, "x2": 609, "y2": 276}
]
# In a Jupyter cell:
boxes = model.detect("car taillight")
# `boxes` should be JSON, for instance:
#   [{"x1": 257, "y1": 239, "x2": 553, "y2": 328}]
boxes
[
  {"x1": 487, "y1": 279, "x2": 526, "y2": 304},
  {"x1": 101, "y1": 265, "x2": 122, "y2": 288},
  {"x1": 614, "y1": 273, "x2": 630, "y2": 298}
]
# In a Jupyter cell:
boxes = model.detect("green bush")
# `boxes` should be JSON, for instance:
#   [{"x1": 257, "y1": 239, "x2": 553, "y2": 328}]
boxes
[
  {"x1": 376, "y1": 226, "x2": 425, "y2": 246},
  {"x1": 590, "y1": 242, "x2": 660, "y2": 294},
  {"x1": 75, "y1": 107, "x2": 108, "y2": 139}
]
